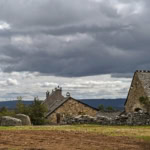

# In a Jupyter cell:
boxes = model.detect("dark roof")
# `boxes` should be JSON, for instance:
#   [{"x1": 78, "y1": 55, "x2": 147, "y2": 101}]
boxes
[
  {"x1": 45, "y1": 97, "x2": 69, "y2": 118},
  {"x1": 45, "y1": 97, "x2": 98, "y2": 118}
]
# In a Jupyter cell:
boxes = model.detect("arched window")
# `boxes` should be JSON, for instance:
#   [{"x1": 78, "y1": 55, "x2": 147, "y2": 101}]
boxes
[{"x1": 134, "y1": 108, "x2": 142, "y2": 112}]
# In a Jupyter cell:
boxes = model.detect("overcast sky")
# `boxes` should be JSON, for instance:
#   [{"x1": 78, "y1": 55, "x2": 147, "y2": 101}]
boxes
[{"x1": 0, "y1": 0, "x2": 149, "y2": 101}]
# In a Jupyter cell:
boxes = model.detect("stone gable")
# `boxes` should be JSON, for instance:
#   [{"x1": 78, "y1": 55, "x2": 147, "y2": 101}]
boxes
[
  {"x1": 47, "y1": 97, "x2": 98, "y2": 124},
  {"x1": 125, "y1": 71, "x2": 150, "y2": 113}
]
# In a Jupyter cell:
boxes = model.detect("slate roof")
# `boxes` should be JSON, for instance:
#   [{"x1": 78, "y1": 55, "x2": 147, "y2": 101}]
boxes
[
  {"x1": 45, "y1": 97, "x2": 98, "y2": 118},
  {"x1": 45, "y1": 97, "x2": 69, "y2": 118},
  {"x1": 43, "y1": 92, "x2": 64, "y2": 110}
]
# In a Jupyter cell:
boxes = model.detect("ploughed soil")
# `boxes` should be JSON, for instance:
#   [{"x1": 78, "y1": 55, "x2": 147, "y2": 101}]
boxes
[{"x1": 0, "y1": 130, "x2": 150, "y2": 150}]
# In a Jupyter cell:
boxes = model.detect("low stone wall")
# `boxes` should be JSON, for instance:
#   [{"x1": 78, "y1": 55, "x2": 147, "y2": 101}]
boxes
[
  {"x1": 62, "y1": 111, "x2": 150, "y2": 125},
  {"x1": 97, "y1": 111, "x2": 121, "y2": 119}
]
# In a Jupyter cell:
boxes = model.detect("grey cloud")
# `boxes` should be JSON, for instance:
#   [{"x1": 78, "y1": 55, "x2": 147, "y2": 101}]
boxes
[
  {"x1": 0, "y1": 78, "x2": 19, "y2": 86},
  {"x1": 111, "y1": 73, "x2": 133, "y2": 78},
  {"x1": 0, "y1": 0, "x2": 150, "y2": 77}
]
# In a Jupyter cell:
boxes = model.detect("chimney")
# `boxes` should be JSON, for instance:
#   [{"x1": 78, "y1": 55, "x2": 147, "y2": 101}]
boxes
[
  {"x1": 55, "y1": 86, "x2": 62, "y2": 96},
  {"x1": 46, "y1": 91, "x2": 50, "y2": 99}
]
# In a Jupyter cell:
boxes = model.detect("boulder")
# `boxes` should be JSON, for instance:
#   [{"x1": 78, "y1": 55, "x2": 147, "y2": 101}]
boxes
[
  {"x1": 15, "y1": 114, "x2": 31, "y2": 126},
  {"x1": 1, "y1": 116, "x2": 22, "y2": 126}
]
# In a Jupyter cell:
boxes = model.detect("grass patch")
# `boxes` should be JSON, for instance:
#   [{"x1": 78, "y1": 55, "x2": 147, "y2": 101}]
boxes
[
  {"x1": 0, "y1": 124, "x2": 150, "y2": 141},
  {"x1": 137, "y1": 136, "x2": 150, "y2": 141}
]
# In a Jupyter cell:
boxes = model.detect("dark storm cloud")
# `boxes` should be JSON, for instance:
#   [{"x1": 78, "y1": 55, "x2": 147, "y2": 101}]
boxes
[{"x1": 0, "y1": 0, "x2": 150, "y2": 77}]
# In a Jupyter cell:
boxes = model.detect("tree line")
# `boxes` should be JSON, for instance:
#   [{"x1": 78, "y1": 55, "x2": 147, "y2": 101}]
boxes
[
  {"x1": 98, "y1": 104, "x2": 116, "y2": 112},
  {"x1": 0, "y1": 97, "x2": 48, "y2": 125}
]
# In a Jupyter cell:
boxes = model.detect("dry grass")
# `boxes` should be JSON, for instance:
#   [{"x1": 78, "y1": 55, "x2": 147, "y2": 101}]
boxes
[{"x1": 0, "y1": 124, "x2": 150, "y2": 141}]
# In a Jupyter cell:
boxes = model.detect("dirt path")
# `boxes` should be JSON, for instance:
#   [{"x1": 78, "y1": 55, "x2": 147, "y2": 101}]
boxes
[{"x1": 0, "y1": 130, "x2": 150, "y2": 150}]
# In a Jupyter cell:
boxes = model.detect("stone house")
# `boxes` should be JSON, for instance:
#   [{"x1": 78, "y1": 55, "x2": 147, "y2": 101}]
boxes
[
  {"x1": 43, "y1": 86, "x2": 98, "y2": 124},
  {"x1": 125, "y1": 70, "x2": 150, "y2": 113}
]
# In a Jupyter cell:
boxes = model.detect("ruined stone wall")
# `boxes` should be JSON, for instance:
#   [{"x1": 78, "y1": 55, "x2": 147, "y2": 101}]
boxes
[
  {"x1": 63, "y1": 112, "x2": 150, "y2": 125},
  {"x1": 47, "y1": 98, "x2": 98, "y2": 124},
  {"x1": 125, "y1": 73, "x2": 147, "y2": 113}
]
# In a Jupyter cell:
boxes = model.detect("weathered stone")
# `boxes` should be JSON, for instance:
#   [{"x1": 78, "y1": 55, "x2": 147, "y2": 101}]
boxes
[
  {"x1": 63, "y1": 115, "x2": 97, "y2": 124},
  {"x1": 15, "y1": 114, "x2": 31, "y2": 126},
  {"x1": 1, "y1": 116, "x2": 22, "y2": 126},
  {"x1": 48, "y1": 98, "x2": 98, "y2": 124},
  {"x1": 43, "y1": 87, "x2": 98, "y2": 124},
  {"x1": 96, "y1": 116, "x2": 111, "y2": 125},
  {"x1": 97, "y1": 111, "x2": 121, "y2": 119},
  {"x1": 125, "y1": 71, "x2": 150, "y2": 113},
  {"x1": 62, "y1": 112, "x2": 150, "y2": 125}
]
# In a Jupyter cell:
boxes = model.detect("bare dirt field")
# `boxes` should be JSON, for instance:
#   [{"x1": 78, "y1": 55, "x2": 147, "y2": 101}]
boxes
[{"x1": 0, "y1": 129, "x2": 150, "y2": 150}]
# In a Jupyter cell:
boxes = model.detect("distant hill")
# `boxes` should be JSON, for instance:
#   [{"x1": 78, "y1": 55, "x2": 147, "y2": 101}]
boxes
[
  {"x1": 0, "y1": 99, "x2": 126, "y2": 110},
  {"x1": 0, "y1": 101, "x2": 33, "y2": 109},
  {"x1": 78, "y1": 99, "x2": 126, "y2": 110}
]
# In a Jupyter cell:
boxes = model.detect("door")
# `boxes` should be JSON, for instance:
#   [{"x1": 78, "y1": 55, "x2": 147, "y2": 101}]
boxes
[{"x1": 56, "y1": 113, "x2": 61, "y2": 124}]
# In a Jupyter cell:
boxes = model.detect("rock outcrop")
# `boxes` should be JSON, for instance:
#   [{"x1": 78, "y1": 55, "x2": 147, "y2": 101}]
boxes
[
  {"x1": 15, "y1": 114, "x2": 31, "y2": 126},
  {"x1": 0, "y1": 116, "x2": 22, "y2": 126}
]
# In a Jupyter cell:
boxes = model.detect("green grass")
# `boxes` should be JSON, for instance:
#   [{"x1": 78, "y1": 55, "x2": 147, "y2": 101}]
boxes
[
  {"x1": 137, "y1": 136, "x2": 150, "y2": 141},
  {"x1": 0, "y1": 124, "x2": 150, "y2": 141}
]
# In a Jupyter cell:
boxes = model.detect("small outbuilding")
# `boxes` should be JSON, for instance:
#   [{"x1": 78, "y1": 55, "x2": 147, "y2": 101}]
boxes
[
  {"x1": 125, "y1": 70, "x2": 150, "y2": 113},
  {"x1": 43, "y1": 87, "x2": 98, "y2": 124}
]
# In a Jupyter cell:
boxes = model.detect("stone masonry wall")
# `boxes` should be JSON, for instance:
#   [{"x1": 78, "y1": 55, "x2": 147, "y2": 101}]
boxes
[
  {"x1": 125, "y1": 73, "x2": 147, "y2": 113},
  {"x1": 47, "y1": 98, "x2": 98, "y2": 124},
  {"x1": 63, "y1": 111, "x2": 150, "y2": 126}
]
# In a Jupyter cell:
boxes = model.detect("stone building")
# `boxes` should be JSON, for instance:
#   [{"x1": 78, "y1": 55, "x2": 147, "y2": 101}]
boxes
[
  {"x1": 125, "y1": 70, "x2": 150, "y2": 113},
  {"x1": 43, "y1": 86, "x2": 98, "y2": 124}
]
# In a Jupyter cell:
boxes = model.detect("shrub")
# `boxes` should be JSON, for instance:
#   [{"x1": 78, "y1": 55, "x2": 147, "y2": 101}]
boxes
[
  {"x1": 29, "y1": 97, "x2": 48, "y2": 125},
  {"x1": 105, "y1": 106, "x2": 115, "y2": 112},
  {"x1": 139, "y1": 96, "x2": 150, "y2": 112},
  {"x1": 0, "y1": 107, "x2": 15, "y2": 117},
  {"x1": 15, "y1": 96, "x2": 48, "y2": 125},
  {"x1": 98, "y1": 104, "x2": 105, "y2": 111}
]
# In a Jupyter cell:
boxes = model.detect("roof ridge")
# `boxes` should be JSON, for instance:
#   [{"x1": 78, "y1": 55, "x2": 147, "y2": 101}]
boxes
[{"x1": 136, "y1": 70, "x2": 150, "y2": 73}]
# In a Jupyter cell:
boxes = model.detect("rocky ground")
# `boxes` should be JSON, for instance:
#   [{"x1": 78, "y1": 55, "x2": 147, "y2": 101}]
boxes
[{"x1": 0, "y1": 130, "x2": 150, "y2": 150}]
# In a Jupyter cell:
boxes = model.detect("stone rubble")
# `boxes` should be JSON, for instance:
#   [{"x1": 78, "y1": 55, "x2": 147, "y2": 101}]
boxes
[{"x1": 62, "y1": 110, "x2": 150, "y2": 125}]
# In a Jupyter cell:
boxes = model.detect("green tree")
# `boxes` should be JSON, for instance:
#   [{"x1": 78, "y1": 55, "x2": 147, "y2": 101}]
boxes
[
  {"x1": 15, "y1": 96, "x2": 27, "y2": 114},
  {"x1": 105, "y1": 106, "x2": 115, "y2": 112},
  {"x1": 0, "y1": 107, "x2": 15, "y2": 117},
  {"x1": 98, "y1": 104, "x2": 105, "y2": 111},
  {"x1": 29, "y1": 97, "x2": 48, "y2": 125},
  {"x1": 0, "y1": 107, "x2": 8, "y2": 113}
]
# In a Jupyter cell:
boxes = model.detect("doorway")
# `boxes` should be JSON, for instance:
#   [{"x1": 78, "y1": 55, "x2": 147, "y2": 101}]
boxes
[{"x1": 56, "y1": 113, "x2": 61, "y2": 124}]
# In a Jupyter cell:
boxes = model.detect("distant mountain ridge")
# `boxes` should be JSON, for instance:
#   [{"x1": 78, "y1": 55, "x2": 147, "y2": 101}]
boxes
[
  {"x1": 78, "y1": 99, "x2": 126, "y2": 110},
  {"x1": 0, "y1": 101, "x2": 33, "y2": 109},
  {"x1": 0, "y1": 99, "x2": 126, "y2": 110}
]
